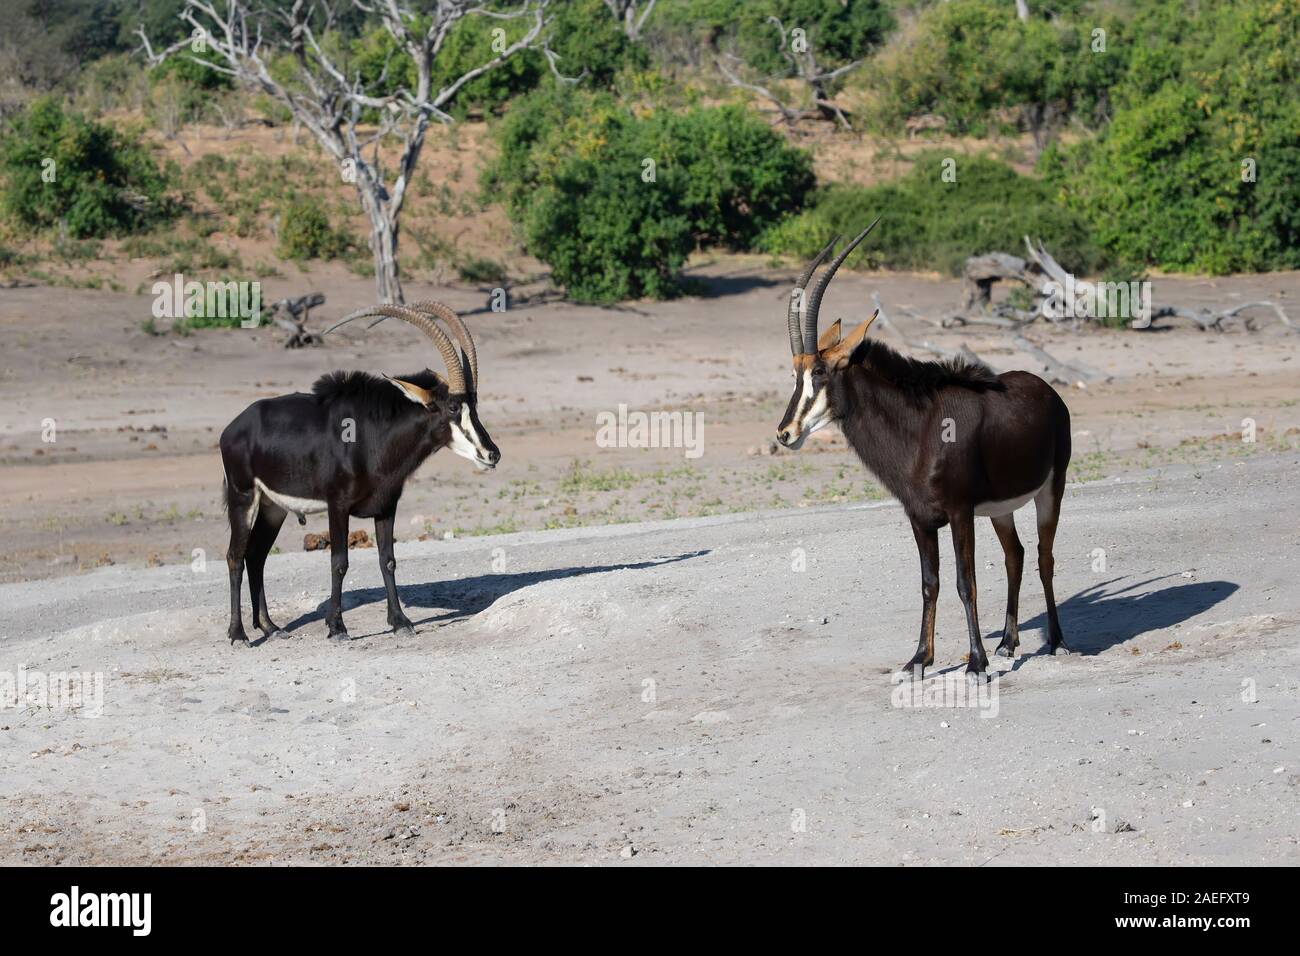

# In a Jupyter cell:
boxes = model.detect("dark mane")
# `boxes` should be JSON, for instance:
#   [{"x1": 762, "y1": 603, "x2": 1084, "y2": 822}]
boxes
[
  {"x1": 311, "y1": 369, "x2": 445, "y2": 417},
  {"x1": 857, "y1": 338, "x2": 1004, "y2": 400}
]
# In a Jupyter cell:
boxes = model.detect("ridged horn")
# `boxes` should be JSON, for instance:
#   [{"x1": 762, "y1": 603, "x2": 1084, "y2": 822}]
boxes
[
  {"x1": 323, "y1": 305, "x2": 466, "y2": 396},
  {"x1": 787, "y1": 235, "x2": 840, "y2": 355},
  {"x1": 407, "y1": 300, "x2": 477, "y2": 391},
  {"x1": 802, "y1": 217, "x2": 881, "y2": 354}
]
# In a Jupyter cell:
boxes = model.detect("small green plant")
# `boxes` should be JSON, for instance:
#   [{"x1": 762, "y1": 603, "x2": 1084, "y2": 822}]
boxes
[
  {"x1": 457, "y1": 256, "x2": 507, "y2": 284},
  {"x1": 276, "y1": 200, "x2": 352, "y2": 261}
]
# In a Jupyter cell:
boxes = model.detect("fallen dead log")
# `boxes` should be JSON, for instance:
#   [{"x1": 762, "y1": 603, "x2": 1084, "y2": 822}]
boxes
[
  {"x1": 875, "y1": 293, "x2": 1106, "y2": 389},
  {"x1": 268, "y1": 293, "x2": 326, "y2": 347},
  {"x1": 961, "y1": 252, "x2": 1041, "y2": 312},
  {"x1": 1147, "y1": 300, "x2": 1294, "y2": 333},
  {"x1": 872, "y1": 293, "x2": 995, "y2": 369},
  {"x1": 1012, "y1": 334, "x2": 1105, "y2": 388}
]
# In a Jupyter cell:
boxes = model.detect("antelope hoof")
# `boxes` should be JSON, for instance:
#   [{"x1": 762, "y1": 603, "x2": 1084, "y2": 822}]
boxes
[
  {"x1": 228, "y1": 627, "x2": 250, "y2": 646},
  {"x1": 328, "y1": 627, "x2": 352, "y2": 642},
  {"x1": 966, "y1": 657, "x2": 989, "y2": 675},
  {"x1": 392, "y1": 624, "x2": 415, "y2": 640},
  {"x1": 270, "y1": 629, "x2": 290, "y2": 641},
  {"x1": 994, "y1": 638, "x2": 1018, "y2": 658},
  {"x1": 902, "y1": 657, "x2": 930, "y2": 679},
  {"x1": 1051, "y1": 642, "x2": 1074, "y2": 656}
]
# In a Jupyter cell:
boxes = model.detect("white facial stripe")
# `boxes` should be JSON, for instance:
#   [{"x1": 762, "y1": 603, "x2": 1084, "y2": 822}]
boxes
[
  {"x1": 450, "y1": 404, "x2": 494, "y2": 468},
  {"x1": 449, "y1": 417, "x2": 478, "y2": 461},
  {"x1": 791, "y1": 369, "x2": 831, "y2": 438}
]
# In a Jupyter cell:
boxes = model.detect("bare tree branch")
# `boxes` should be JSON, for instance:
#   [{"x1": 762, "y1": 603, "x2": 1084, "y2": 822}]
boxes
[{"x1": 142, "y1": 0, "x2": 549, "y2": 304}]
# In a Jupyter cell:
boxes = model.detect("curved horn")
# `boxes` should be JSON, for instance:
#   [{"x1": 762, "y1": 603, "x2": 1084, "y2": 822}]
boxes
[
  {"x1": 407, "y1": 300, "x2": 477, "y2": 391},
  {"x1": 802, "y1": 217, "x2": 881, "y2": 354},
  {"x1": 787, "y1": 235, "x2": 840, "y2": 355},
  {"x1": 323, "y1": 305, "x2": 466, "y2": 395}
]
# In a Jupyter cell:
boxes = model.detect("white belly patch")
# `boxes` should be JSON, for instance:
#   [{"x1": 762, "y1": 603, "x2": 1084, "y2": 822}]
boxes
[
  {"x1": 974, "y1": 471, "x2": 1052, "y2": 518},
  {"x1": 252, "y1": 478, "x2": 328, "y2": 525}
]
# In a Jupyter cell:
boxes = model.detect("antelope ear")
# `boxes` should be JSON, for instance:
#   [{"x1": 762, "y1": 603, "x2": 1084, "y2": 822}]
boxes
[
  {"x1": 816, "y1": 319, "x2": 842, "y2": 352},
  {"x1": 385, "y1": 376, "x2": 435, "y2": 407},
  {"x1": 826, "y1": 310, "x2": 878, "y2": 369}
]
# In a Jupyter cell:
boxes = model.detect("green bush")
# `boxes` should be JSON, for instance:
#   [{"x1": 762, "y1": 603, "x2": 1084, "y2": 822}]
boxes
[
  {"x1": 545, "y1": 0, "x2": 649, "y2": 87},
  {"x1": 759, "y1": 152, "x2": 1105, "y2": 277},
  {"x1": 0, "y1": 97, "x2": 178, "y2": 238},
  {"x1": 350, "y1": 1, "x2": 647, "y2": 116},
  {"x1": 457, "y1": 256, "x2": 508, "y2": 284},
  {"x1": 1044, "y1": 0, "x2": 1300, "y2": 273},
  {"x1": 276, "y1": 200, "x2": 352, "y2": 261},
  {"x1": 863, "y1": 0, "x2": 1127, "y2": 135},
  {"x1": 485, "y1": 87, "x2": 814, "y2": 302},
  {"x1": 655, "y1": 0, "x2": 892, "y2": 93}
]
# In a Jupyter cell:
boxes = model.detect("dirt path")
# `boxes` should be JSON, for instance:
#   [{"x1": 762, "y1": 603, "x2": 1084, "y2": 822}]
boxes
[{"x1": 2, "y1": 451, "x2": 1296, "y2": 864}]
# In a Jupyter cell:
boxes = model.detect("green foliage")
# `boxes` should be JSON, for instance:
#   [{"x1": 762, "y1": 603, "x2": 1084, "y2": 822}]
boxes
[
  {"x1": 0, "y1": 97, "x2": 178, "y2": 237},
  {"x1": 545, "y1": 0, "x2": 649, "y2": 87},
  {"x1": 485, "y1": 87, "x2": 814, "y2": 302},
  {"x1": 1044, "y1": 0, "x2": 1300, "y2": 273},
  {"x1": 458, "y1": 256, "x2": 507, "y2": 284},
  {"x1": 759, "y1": 152, "x2": 1105, "y2": 277},
  {"x1": 349, "y1": 1, "x2": 647, "y2": 116},
  {"x1": 655, "y1": 0, "x2": 892, "y2": 91},
  {"x1": 147, "y1": 46, "x2": 234, "y2": 124},
  {"x1": 864, "y1": 0, "x2": 1127, "y2": 135},
  {"x1": 276, "y1": 200, "x2": 352, "y2": 261}
]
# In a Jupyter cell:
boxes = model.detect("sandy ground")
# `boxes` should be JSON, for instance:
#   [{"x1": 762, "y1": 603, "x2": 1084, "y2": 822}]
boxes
[
  {"x1": 2, "y1": 267, "x2": 1298, "y2": 583},
  {"x1": 1, "y1": 450, "x2": 1297, "y2": 865},
  {"x1": 1, "y1": 263, "x2": 1298, "y2": 864}
]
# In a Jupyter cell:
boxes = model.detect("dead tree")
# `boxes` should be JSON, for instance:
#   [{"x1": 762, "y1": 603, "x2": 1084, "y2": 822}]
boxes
[
  {"x1": 717, "y1": 17, "x2": 860, "y2": 130},
  {"x1": 961, "y1": 252, "x2": 1041, "y2": 312},
  {"x1": 140, "y1": 0, "x2": 548, "y2": 305},
  {"x1": 268, "y1": 293, "x2": 326, "y2": 348},
  {"x1": 602, "y1": 0, "x2": 656, "y2": 40}
]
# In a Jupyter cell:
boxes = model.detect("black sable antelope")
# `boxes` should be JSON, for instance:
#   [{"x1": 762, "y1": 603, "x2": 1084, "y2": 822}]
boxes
[
  {"x1": 775, "y1": 222, "x2": 1072, "y2": 676},
  {"x1": 219, "y1": 302, "x2": 499, "y2": 645}
]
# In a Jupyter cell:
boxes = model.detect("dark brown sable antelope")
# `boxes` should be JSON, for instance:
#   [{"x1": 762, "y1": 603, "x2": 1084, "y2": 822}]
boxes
[
  {"x1": 219, "y1": 302, "x2": 499, "y2": 645},
  {"x1": 776, "y1": 222, "x2": 1073, "y2": 676}
]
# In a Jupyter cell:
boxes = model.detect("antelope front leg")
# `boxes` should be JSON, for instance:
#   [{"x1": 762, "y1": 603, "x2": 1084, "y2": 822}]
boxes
[
  {"x1": 903, "y1": 520, "x2": 940, "y2": 677},
  {"x1": 326, "y1": 506, "x2": 351, "y2": 641},
  {"x1": 374, "y1": 513, "x2": 415, "y2": 639},
  {"x1": 950, "y1": 510, "x2": 988, "y2": 675}
]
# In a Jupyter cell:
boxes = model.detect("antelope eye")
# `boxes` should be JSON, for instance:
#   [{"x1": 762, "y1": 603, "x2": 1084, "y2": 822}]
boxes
[{"x1": 447, "y1": 401, "x2": 462, "y2": 417}]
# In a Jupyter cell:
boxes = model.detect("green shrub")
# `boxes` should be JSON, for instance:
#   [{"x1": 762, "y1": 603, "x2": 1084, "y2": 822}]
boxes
[
  {"x1": 655, "y1": 0, "x2": 892, "y2": 94},
  {"x1": 863, "y1": 0, "x2": 1127, "y2": 135},
  {"x1": 1044, "y1": 0, "x2": 1300, "y2": 273},
  {"x1": 350, "y1": 2, "x2": 648, "y2": 117},
  {"x1": 0, "y1": 97, "x2": 178, "y2": 238},
  {"x1": 457, "y1": 256, "x2": 508, "y2": 284},
  {"x1": 759, "y1": 152, "x2": 1105, "y2": 277},
  {"x1": 485, "y1": 87, "x2": 814, "y2": 302},
  {"x1": 543, "y1": 0, "x2": 649, "y2": 87},
  {"x1": 276, "y1": 200, "x2": 352, "y2": 261}
]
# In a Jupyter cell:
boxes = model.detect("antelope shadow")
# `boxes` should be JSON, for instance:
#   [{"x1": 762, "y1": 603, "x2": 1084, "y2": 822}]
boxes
[
  {"x1": 682, "y1": 271, "x2": 789, "y2": 299},
  {"x1": 277, "y1": 549, "x2": 709, "y2": 640},
  {"x1": 1012, "y1": 574, "x2": 1239, "y2": 658}
]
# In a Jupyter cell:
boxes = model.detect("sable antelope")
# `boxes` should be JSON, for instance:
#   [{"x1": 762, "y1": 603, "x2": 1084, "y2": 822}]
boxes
[
  {"x1": 219, "y1": 302, "x2": 499, "y2": 645},
  {"x1": 776, "y1": 223, "x2": 1072, "y2": 675}
]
